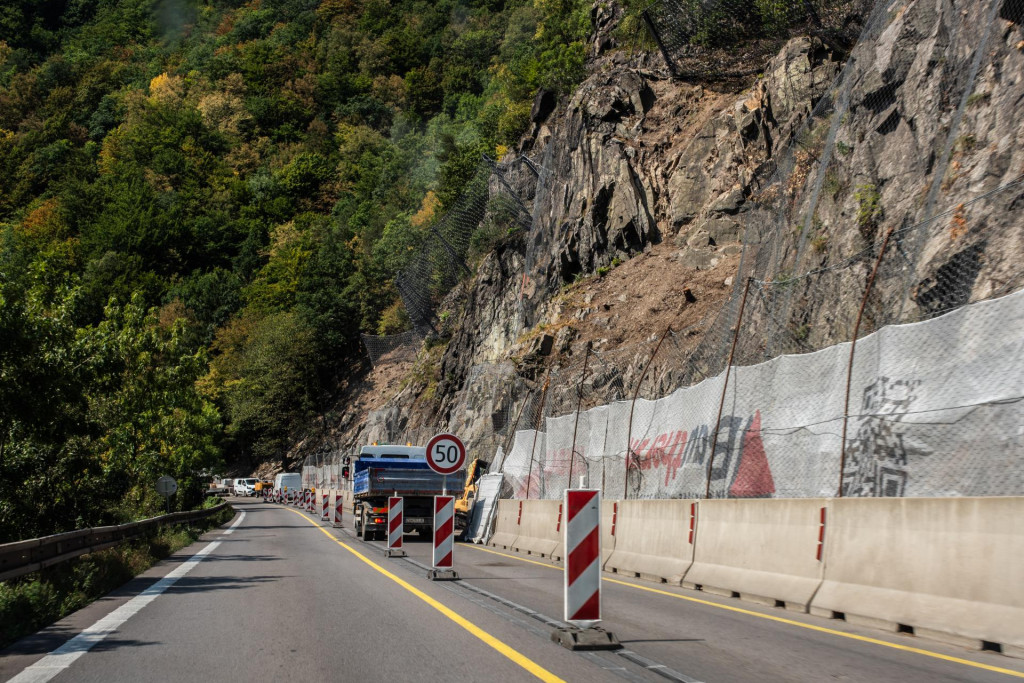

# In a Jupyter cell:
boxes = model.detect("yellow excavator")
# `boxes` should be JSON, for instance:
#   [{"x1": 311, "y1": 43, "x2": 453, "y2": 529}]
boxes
[{"x1": 454, "y1": 458, "x2": 489, "y2": 533}]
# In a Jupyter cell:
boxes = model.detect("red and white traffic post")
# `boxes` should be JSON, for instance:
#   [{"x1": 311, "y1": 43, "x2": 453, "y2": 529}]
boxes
[
  {"x1": 332, "y1": 491, "x2": 344, "y2": 528},
  {"x1": 432, "y1": 495, "x2": 455, "y2": 572},
  {"x1": 386, "y1": 496, "x2": 406, "y2": 558},
  {"x1": 555, "y1": 489, "x2": 620, "y2": 651},
  {"x1": 425, "y1": 433, "x2": 465, "y2": 580},
  {"x1": 320, "y1": 491, "x2": 329, "y2": 521}
]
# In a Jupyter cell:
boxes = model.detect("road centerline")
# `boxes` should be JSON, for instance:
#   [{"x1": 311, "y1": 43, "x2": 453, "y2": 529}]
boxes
[{"x1": 285, "y1": 507, "x2": 566, "y2": 683}]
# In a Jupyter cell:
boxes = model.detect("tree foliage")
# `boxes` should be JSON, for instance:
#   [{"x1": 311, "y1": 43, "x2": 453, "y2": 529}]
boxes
[{"x1": 0, "y1": 0, "x2": 594, "y2": 539}]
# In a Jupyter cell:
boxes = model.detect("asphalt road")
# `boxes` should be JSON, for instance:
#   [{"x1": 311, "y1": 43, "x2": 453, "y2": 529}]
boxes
[{"x1": 2, "y1": 498, "x2": 1022, "y2": 683}]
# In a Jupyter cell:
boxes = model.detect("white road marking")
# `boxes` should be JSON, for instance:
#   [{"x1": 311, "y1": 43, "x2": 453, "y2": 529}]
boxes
[{"x1": 7, "y1": 511, "x2": 246, "y2": 683}]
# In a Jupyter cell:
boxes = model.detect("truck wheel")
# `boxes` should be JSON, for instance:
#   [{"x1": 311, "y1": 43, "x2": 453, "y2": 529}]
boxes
[{"x1": 359, "y1": 516, "x2": 370, "y2": 541}]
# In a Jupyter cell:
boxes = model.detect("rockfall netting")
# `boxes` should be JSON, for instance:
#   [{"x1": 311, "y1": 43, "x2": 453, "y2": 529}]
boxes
[
  {"x1": 394, "y1": 155, "x2": 536, "y2": 334},
  {"x1": 350, "y1": 0, "x2": 1024, "y2": 501},
  {"x1": 639, "y1": 0, "x2": 876, "y2": 80}
]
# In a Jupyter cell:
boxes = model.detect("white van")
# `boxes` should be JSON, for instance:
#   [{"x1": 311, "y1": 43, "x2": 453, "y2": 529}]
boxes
[
  {"x1": 233, "y1": 478, "x2": 258, "y2": 496},
  {"x1": 274, "y1": 473, "x2": 302, "y2": 497}
]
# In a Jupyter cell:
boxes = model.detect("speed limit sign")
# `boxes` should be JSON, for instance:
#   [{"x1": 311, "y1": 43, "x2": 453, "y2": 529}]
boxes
[{"x1": 426, "y1": 433, "x2": 466, "y2": 475}]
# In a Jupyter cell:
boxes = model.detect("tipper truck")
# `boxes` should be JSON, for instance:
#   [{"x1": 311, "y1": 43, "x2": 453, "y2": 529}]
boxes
[{"x1": 351, "y1": 444, "x2": 466, "y2": 542}]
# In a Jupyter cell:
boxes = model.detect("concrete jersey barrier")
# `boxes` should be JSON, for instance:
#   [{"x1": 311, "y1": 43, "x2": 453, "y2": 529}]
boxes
[
  {"x1": 511, "y1": 500, "x2": 562, "y2": 559},
  {"x1": 810, "y1": 496, "x2": 1024, "y2": 655},
  {"x1": 488, "y1": 500, "x2": 521, "y2": 550},
  {"x1": 605, "y1": 499, "x2": 696, "y2": 584},
  {"x1": 602, "y1": 500, "x2": 617, "y2": 566},
  {"x1": 683, "y1": 498, "x2": 825, "y2": 611}
]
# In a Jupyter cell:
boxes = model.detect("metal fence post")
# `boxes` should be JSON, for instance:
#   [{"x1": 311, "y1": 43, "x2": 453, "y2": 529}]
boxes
[
  {"x1": 568, "y1": 342, "x2": 593, "y2": 489},
  {"x1": 624, "y1": 326, "x2": 672, "y2": 499},
  {"x1": 525, "y1": 372, "x2": 551, "y2": 500},
  {"x1": 838, "y1": 227, "x2": 895, "y2": 496},
  {"x1": 705, "y1": 277, "x2": 752, "y2": 499}
]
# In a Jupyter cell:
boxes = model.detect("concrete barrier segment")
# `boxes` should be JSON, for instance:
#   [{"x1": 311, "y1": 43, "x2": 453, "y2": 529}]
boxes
[
  {"x1": 512, "y1": 500, "x2": 562, "y2": 559},
  {"x1": 601, "y1": 500, "x2": 617, "y2": 567},
  {"x1": 605, "y1": 499, "x2": 695, "y2": 585},
  {"x1": 682, "y1": 499, "x2": 825, "y2": 611},
  {"x1": 488, "y1": 500, "x2": 521, "y2": 550},
  {"x1": 810, "y1": 496, "x2": 1024, "y2": 653}
]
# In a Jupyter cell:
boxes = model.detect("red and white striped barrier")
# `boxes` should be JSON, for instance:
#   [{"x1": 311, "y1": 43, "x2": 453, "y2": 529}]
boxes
[
  {"x1": 564, "y1": 489, "x2": 601, "y2": 624},
  {"x1": 332, "y1": 491, "x2": 344, "y2": 528},
  {"x1": 321, "y1": 492, "x2": 329, "y2": 521},
  {"x1": 387, "y1": 496, "x2": 405, "y2": 557},
  {"x1": 432, "y1": 495, "x2": 455, "y2": 569}
]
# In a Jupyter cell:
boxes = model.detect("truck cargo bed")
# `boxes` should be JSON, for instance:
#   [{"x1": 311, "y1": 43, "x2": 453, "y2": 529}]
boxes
[{"x1": 353, "y1": 468, "x2": 466, "y2": 498}]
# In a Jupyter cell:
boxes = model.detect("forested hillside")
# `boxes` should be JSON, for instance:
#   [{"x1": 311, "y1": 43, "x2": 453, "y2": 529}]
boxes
[{"x1": 0, "y1": 0, "x2": 593, "y2": 541}]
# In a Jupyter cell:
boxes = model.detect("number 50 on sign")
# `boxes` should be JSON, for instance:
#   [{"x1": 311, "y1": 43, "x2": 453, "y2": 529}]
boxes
[{"x1": 426, "y1": 433, "x2": 466, "y2": 475}]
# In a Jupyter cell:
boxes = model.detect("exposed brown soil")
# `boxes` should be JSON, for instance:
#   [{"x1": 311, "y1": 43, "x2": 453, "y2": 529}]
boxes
[{"x1": 537, "y1": 241, "x2": 741, "y2": 362}]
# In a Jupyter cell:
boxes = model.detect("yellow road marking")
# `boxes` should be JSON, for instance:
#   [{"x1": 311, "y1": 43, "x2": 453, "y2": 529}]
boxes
[
  {"x1": 285, "y1": 509, "x2": 565, "y2": 683},
  {"x1": 461, "y1": 543, "x2": 1024, "y2": 679}
]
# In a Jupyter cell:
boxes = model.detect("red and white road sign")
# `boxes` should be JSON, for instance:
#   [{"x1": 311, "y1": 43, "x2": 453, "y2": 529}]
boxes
[
  {"x1": 321, "y1": 492, "x2": 329, "y2": 521},
  {"x1": 432, "y1": 495, "x2": 455, "y2": 568},
  {"x1": 564, "y1": 489, "x2": 601, "y2": 624},
  {"x1": 388, "y1": 497, "x2": 404, "y2": 550},
  {"x1": 426, "y1": 433, "x2": 466, "y2": 476}
]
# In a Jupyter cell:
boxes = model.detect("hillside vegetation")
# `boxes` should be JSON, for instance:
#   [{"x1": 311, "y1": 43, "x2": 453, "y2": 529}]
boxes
[{"x1": 0, "y1": 0, "x2": 592, "y2": 541}]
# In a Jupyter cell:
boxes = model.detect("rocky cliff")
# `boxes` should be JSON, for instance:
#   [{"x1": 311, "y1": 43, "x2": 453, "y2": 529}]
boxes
[{"x1": 283, "y1": 0, "x2": 1024, "y2": 469}]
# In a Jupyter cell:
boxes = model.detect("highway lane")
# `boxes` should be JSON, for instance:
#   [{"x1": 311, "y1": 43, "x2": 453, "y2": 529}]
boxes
[
  {"x1": 5, "y1": 497, "x2": 1024, "y2": 682},
  {"x1": 0, "y1": 499, "x2": 626, "y2": 683},
  {"x1": 338, "y1": 505, "x2": 1024, "y2": 683}
]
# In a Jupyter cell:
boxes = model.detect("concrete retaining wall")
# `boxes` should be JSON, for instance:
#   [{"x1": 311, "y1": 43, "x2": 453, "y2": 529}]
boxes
[
  {"x1": 810, "y1": 497, "x2": 1024, "y2": 654},
  {"x1": 511, "y1": 500, "x2": 562, "y2": 559},
  {"x1": 683, "y1": 499, "x2": 825, "y2": 611},
  {"x1": 606, "y1": 500, "x2": 695, "y2": 584},
  {"x1": 488, "y1": 500, "x2": 521, "y2": 550}
]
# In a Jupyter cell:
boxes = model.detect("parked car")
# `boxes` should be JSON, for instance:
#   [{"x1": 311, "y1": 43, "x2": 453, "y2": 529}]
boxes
[{"x1": 233, "y1": 478, "x2": 258, "y2": 496}]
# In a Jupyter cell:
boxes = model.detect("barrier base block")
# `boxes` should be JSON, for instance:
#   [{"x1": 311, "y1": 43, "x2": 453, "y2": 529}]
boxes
[
  {"x1": 385, "y1": 549, "x2": 407, "y2": 558},
  {"x1": 552, "y1": 627, "x2": 622, "y2": 651},
  {"x1": 332, "y1": 522, "x2": 344, "y2": 528},
  {"x1": 427, "y1": 569, "x2": 460, "y2": 581}
]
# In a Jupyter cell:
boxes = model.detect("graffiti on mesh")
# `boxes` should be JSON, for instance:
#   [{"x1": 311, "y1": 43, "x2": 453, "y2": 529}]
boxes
[
  {"x1": 517, "y1": 410, "x2": 777, "y2": 499},
  {"x1": 841, "y1": 377, "x2": 921, "y2": 497}
]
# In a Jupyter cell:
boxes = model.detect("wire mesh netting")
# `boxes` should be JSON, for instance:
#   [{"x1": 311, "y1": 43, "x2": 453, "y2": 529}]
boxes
[
  {"x1": 361, "y1": 330, "x2": 424, "y2": 367},
  {"x1": 395, "y1": 155, "x2": 536, "y2": 333},
  {"x1": 330, "y1": 0, "x2": 1023, "y2": 502},
  {"x1": 492, "y1": 0, "x2": 1024, "y2": 500},
  {"x1": 640, "y1": 0, "x2": 875, "y2": 80}
]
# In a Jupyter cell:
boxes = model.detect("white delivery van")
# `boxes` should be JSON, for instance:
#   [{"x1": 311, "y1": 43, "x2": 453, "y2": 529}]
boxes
[
  {"x1": 274, "y1": 473, "x2": 302, "y2": 498},
  {"x1": 233, "y1": 478, "x2": 258, "y2": 496}
]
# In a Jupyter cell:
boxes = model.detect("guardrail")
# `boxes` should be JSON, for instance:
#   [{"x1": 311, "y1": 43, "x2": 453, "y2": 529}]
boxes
[{"x1": 0, "y1": 502, "x2": 231, "y2": 582}]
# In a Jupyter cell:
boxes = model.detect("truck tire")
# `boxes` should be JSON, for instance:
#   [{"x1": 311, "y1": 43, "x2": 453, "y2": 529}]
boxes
[{"x1": 359, "y1": 512, "x2": 371, "y2": 541}]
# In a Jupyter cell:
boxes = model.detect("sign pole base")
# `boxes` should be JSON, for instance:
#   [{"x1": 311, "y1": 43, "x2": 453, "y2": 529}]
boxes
[
  {"x1": 551, "y1": 627, "x2": 622, "y2": 651},
  {"x1": 427, "y1": 569, "x2": 460, "y2": 581},
  {"x1": 385, "y1": 549, "x2": 406, "y2": 558}
]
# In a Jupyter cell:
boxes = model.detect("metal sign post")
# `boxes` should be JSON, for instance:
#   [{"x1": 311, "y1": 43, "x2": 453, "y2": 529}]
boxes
[{"x1": 425, "y1": 433, "x2": 465, "y2": 581}]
